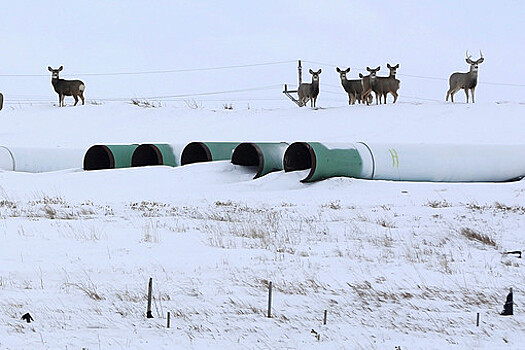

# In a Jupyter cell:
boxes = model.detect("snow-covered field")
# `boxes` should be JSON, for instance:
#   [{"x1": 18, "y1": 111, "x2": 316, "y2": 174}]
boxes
[
  {"x1": 2, "y1": 1, "x2": 525, "y2": 349},
  {"x1": 0, "y1": 102, "x2": 524, "y2": 350}
]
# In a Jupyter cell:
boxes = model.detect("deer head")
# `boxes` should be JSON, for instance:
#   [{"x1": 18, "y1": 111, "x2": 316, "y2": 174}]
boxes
[
  {"x1": 48, "y1": 66, "x2": 64, "y2": 79},
  {"x1": 336, "y1": 67, "x2": 351, "y2": 80},
  {"x1": 366, "y1": 66, "x2": 381, "y2": 77},
  {"x1": 309, "y1": 69, "x2": 322, "y2": 82},
  {"x1": 386, "y1": 63, "x2": 399, "y2": 77},
  {"x1": 465, "y1": 50, "x2": 484, "y2": 72}
]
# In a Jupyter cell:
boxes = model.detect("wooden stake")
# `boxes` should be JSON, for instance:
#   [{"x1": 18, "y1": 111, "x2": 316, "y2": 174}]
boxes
[
  {"x1": 323, "y1": 310, "x2": 327, "y2": 325},
  {"x1": 267, "y1": 281, "x2": 273, "y2": 318},
  {"x1": 476, "y1": 312, "x2": 480, "y2": 327},
  {"x1": 167, "y1": 312, "x2": 171, "y2": 328},
  {"x1": 146, "y1": 277, "x2": 154, "y2": 318},
  {"x1": 298, "y1": 60, "x2": 303, "y2": 87}
]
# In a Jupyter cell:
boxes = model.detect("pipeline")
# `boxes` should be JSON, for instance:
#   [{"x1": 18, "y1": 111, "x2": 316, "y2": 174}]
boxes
[
  {"x1": 284, "y1": 142, "x2": 525, "y2": 182},
  {"x1": 0, "y1": 146, "x2": 85, "y2": 172},
  {"x1": 181, "y1": 142, "x2": 240, "y2": 165},
  {"x1": 231, "y1": 142, "x2": 288, "y2": 179}
]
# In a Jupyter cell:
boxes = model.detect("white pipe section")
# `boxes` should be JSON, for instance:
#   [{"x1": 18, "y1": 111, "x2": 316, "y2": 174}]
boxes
[
  {"x1": 360, "y1": 143, "x2": 525, "y2": 182},
  {"x1": 0, "y1": 146, "x2": 85, "y2": 173}
]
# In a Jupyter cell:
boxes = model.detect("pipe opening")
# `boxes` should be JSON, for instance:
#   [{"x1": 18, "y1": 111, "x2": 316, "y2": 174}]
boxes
[
  {"x1": 231, "y1": 143, "x2": 263, "y2": 178},
  {"x1": 284, "y1": 142, "x2": 313, "y2": 172},
  {"x1": 83, "y1": 145, "x2": 115, "y2": 170},
  {"x1": 181, "y1": 142, "x2": 212, "y2": 165},
  {"x1": 132, "y1": 144, "x2": 163, "y2": 167}
]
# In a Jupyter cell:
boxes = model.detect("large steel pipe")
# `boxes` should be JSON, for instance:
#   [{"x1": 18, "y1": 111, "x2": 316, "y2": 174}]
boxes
[
  {"x1": 181, "y1": 142, "x2": 240, "y2": 165},
  {"x1": 83, "y1": 144, "x2": 138, "y2": 170},
  {"x1": 131, "y1": 144, "x2": 179, "y2": 167},
  {"x1": 0, "y1": 146, "x2": 85, "y2": 172},
  {"x1": 231, "y1": 142, "x2": 288, "y2": 179},
  {"x1": 284, "y1": 142, "x2": 525, "y2": 183}
]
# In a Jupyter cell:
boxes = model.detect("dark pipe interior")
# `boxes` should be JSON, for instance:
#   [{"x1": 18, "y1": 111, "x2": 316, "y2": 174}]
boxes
[
  {"x1": 132, "y1": 144, "x2": 163, "y2": 167},
  {"x1": 283, "y1": 142, "x2": 312, "y2": 172},
  {"x1": 83, "y1": 145, "x2": 114, "y2": 170},
  {"x1": 231, "y1": 143, "x2": 260, "y2": 166},
  {"x1": 181, "y1": 142, "x2": 212, "y2": 165}
]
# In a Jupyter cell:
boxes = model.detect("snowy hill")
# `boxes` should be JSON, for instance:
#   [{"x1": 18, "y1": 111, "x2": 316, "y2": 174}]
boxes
[{"x1": 1, "y1": 1, "x2": 525, "y2": 349}]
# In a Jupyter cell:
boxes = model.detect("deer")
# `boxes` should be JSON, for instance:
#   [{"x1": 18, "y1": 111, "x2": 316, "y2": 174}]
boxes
[
  {"x1": 298, "y1": 69, "x2": 322, "y2": 107},
  {"x1": 375, "y1": 63, "x2": 400, "y2": 104},
  {"x1": 446, "y1": 51, "x2": 484, "y2": 103},
  {"x1": 359, "y1": 66, "x2": 381, "y2": 105},
  {"x1": 336, "y1": 67, "x2": 367, "y2": 105},
  {"x1": 47, "y1": 66, "x2": 86, "y2": 107}
]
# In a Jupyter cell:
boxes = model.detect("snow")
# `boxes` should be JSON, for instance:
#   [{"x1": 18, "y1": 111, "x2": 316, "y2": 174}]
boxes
[{"x1": 1, "y1": 1, "x2": 525, "y2": 349}]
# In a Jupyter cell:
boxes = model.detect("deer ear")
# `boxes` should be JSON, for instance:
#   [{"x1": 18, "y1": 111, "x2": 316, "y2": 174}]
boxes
[
  {"x1": 48, "y1": 66, "x2": 52, "y2": 71},
  {"x1": 376, "y1": 66, "x2": 381, "y2": 71},
  {"x1": 317, "y1": 69, "x2": 322, "y2": 74},
  {"x1": 387, "y1": 63, "x2": 391, "y2": 69},
  {"x1": 59, "y1": 66, "x2": 64, "y2": 71},
  {"x1": 309, "y1": 69, "x2": 314, "y2": 74},
  {"x1": 366, "y1": 67, "x2": 372, "y2": 72},
  {"x1": 477, "y1": 58, "x2": 484, "y2": 64},
  {"x1": 359, "y1": 73, "x2": 364, "y2": 78},
  {"x1": 336, "y1": 67, "x2": 341, "y2": 73},
  {"x1": 345, "y1": 68, "x2": 350, "y2": 73},
  {"x1": 395, "y1": 64, "x2": 399, "y2": 68}
]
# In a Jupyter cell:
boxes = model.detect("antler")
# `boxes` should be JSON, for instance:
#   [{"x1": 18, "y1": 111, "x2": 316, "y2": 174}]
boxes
[
  {"x1": 479, "y1": 50, "x2": 483, "y2": 59},
  {"x1": 465, "y1": 50, "x2": 474, "y2": 64}
]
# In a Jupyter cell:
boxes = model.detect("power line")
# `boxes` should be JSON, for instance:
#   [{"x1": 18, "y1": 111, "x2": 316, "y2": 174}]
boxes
[{"x1": 0, "y1": 60, "x2": 296, "y2": 77}]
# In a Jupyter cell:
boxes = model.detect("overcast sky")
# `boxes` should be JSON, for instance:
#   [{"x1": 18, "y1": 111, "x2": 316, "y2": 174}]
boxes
[{"x1": 1, "y1": 1, "x2": 524, "y2": 103}]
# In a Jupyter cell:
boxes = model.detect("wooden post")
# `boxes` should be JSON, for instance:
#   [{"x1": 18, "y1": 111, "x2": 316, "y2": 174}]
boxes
[
  {"x1": 167, "y1": 312, "x2": 171, "y2": 328},
  {"x1": 146, "y1": 277, "x2": 154, "y2": 318},
  {"x1": 0, "y1": 92, "x2": 3, "y2": 111},
  {"x1": 476, "y1": 312, "x2": 480, "y2": 327},
  {"x1": 298, "y1": 60, "x2": 302, "y2": 87},
  {"x1": 323, "y1": 310, "x2": 327, "y2": 325},
  {"x1": 267, "y1": 281, "x2": 273, "y2": 318}
]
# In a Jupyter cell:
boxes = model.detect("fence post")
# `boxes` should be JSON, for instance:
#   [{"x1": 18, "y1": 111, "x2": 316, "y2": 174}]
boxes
[
  {"x1": 476, "y1": 312, "x2": 480, "y2": 327},
  {"x1": 298, "y1": 60, "x2": 302, "y2": 87},
  {"x1": 167, "y1": 312, "x2": 171, "y2": 328},
  {"x1": 267, "y1": 281, "x2": 273, "y2": 318},
  {"x1": 323, "y1": 310, "x2": 327, "y2": 325},
  {"x1": 146, "y1": 277, "x2": 154, "y2": 318}
]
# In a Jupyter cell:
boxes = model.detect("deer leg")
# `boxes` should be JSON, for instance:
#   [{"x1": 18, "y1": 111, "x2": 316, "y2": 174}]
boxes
[
  {"x1": 392, "y1": 91, "x2": 398, "y2": 103},
  {"x1": 80, "y1": 92, "x2": 85, "y2": 105},
  {"x1": 464, "y1": 89, "x2": 469, "y2": 103},
  {"x1": 73, "y1": 95, "x2": 79, "y2": 106},
  {"x1": 471, "y1": 87, "x2": 476, "y2": 103}
]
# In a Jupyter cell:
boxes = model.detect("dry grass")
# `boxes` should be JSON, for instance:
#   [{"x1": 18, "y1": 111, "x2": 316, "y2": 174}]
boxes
[{"x1": 460, "y1": 227, "x2": 497, "y2": 247}]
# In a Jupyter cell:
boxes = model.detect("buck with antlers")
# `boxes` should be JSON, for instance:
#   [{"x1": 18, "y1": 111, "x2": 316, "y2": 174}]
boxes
[
  {"x1": 446, "y1": 51, "x2": 484, "y2": 103},
  {"x1": 48, "y1": 66, "x2": 86, "y2": 107}
]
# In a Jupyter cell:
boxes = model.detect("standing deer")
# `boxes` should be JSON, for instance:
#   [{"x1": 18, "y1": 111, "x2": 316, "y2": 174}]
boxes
[
  {"x1": 446, "y1": 51, "x2": 484, "y2": 103},
  {"x1": 375, "y1": 63, "x2": 400, "y2": 104},
  {"x1": 359, "y1": 66, "x2": 381, "y2": 105},
  {"x1": 48, "y1": 66, "x2": 86, "y2": 107},
  {"x1": 298, "y1": 69, "x2": 322, "y2": 107},
  {"x1": 336, "y1": 67, "x2": 367, "y2": 105}
]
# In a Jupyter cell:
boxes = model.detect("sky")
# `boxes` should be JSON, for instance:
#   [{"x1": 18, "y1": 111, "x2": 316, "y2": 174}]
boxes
[{"x1": 1, "y1": 1, "x2": 524, "y2": 104}]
